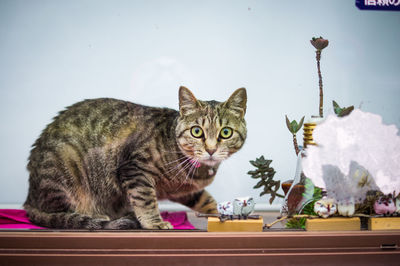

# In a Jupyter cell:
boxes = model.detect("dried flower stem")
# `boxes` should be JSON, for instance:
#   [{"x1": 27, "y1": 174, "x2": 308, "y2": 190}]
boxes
[
  {"x1": 264, "y1": 215, "x2": 288, "y2": 229},
  {"x1": 264, "y1": 214, "x2": 319, "y2": 229},
  {"x1": 316, "y1": 50, "x2": 323, "y2": 117}
]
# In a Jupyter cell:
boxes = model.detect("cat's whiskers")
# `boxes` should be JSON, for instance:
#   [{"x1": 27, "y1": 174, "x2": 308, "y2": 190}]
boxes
[
  {"x1": 165, "y1": 157, "x2": 191, "y2": 176},
  {"x1": 174, "y1": 157, "x2": 200, "y2": 192},
  {"x1": 188, "y1": 160, "x2": 199, "y2": 188},
  {"x1": 167, "y1": 154, "x2": 191, "y2": 167},
  {"x1": 186, "y1": 159, "x2": 199, "y2": 180},
  {"x1": 182, "y1": 158, "x2": 200, "y2": 191},
  {"x1": 164, "y1": 155, "x2": 188, "y2": 167},
  {"x1": 177, "y1": 164, "x2": 196, "y2": 192},
  {"x1": 168, "y1": 158, "x2": 194, "y2": 182},
  {"x1": 172, "y1": 160, "x2": 197, "y2": 192}
]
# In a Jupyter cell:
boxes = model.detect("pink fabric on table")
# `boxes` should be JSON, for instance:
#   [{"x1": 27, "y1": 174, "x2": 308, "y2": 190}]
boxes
[
  {"x1": 0, "y1": 209, "x2": 195, "y2": 230},
  {"x1": 161, "y1": 211, "x2": 196, "y2": 230},
  {"x1": 0, "y1": 209, "x2": 45, "y2": 229}
]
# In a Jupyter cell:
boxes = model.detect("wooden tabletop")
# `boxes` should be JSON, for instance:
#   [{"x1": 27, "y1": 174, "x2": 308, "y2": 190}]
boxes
[{"x1": 1, "y1": 223, "x2": 399, "y2": 265}]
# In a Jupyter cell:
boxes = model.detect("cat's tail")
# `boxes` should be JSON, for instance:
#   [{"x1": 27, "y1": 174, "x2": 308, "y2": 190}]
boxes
[{"x1": 24, "y1": 205, "x2": 141, "y2": 230}]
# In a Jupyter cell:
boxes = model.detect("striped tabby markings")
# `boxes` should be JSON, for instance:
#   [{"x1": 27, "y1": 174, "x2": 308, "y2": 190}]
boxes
[
  {"x1": 104, "y1": 121, "x2": 137, "y2": 147},
  {"x1": 194, "y1": 190, "x2": 218, "y2": 214},
  {"x1": 127, "y1": 175, "x2": 173, "y2": 229},
  {"x1": 175, "y1": 190, "x2": 218, "y2": 214},
  {"x1": 58, "y1": 144, "x2": 98, "y2": 216}
]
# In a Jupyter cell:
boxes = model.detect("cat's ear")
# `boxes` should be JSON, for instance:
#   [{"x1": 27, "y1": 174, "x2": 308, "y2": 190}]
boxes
[
  {"x1": 224, "y1": 88, "x2": 247, "y2": 118},
  {"x1": 179, "y1": 86, "x2": 200, "y2": 116}
]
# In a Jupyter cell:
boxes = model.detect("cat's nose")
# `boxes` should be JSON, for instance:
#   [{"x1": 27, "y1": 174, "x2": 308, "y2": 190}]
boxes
[{"x1": 206, "y1": 148, "x2": 217, "y2": 156}]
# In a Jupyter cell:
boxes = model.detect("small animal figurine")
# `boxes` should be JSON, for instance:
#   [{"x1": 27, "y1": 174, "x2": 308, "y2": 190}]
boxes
[
  {"x1": 373, "y1": 196, "x2": 396, "y2": 215},
  {"x1": 337, "y1": 200, "x2": 355, "y2": 217},
  {"x1": 217, "y1": 201, "x2": 234, "y2": 216},
  {"x1": 233, "y1": 197, "x2": 255, "y2": 218},
  {"x1": 396, "y1": 197, "x2": 400, "y2": 214},
  {"x1": 314, "y1": 198, "x2": 337, "y2": 218}
]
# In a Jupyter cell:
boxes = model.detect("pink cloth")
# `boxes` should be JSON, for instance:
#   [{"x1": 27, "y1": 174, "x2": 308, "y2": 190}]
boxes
[
  {"x1": 0, "y1": 209, "x2": 195, "y2": 230},
  {"x1": 161, "y1": 211, "x2": 196, "y2": 230},
  {"x1": 0, "y1": 209, "x2": 45, "y2": 229}
]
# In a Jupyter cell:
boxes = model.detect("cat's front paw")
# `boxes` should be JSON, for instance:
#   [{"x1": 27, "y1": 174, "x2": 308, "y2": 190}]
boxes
[
  {"x1": 142, "y1": 220, "x2": 173, "y2": 230},
  {"x1": 104, "y1": 218, "x2": 141, "y2": 230},
  {"x1": 155, "y1": 221, "x2": 173, "y2": 229}
]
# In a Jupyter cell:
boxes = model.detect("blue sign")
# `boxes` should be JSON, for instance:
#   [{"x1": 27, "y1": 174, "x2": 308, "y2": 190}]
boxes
[{"x1": 356, "y1": 0, "x2": 400, "y2": 10}]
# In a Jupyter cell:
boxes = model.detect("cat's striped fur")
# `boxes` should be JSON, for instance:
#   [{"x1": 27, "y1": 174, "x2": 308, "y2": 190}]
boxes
[{"x1": 24, "y1": 86, "x2": 247, "y2": 229}]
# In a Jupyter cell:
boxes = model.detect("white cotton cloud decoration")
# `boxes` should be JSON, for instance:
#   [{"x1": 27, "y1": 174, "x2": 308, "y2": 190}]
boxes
[{"x1": 302, "y1": 109, "x2": 400, "y2": 203}]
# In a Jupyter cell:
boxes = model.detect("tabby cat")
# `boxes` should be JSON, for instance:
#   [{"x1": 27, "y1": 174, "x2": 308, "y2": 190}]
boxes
[{"x1": 24, "y1": 86, "x2": 247, "y2": 229}]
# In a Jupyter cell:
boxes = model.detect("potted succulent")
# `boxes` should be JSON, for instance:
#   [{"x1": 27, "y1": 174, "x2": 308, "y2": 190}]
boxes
[{"x1": 248, "y1": 156, "x2": 284, "y2": 204}]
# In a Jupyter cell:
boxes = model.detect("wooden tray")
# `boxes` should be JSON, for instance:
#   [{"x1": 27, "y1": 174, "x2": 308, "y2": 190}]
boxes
[
  {"x1": 207, "y1": 217, "x2": 264, "y2": 232},
  {"x1": 306, "y1": 217, "x2": 361, "y2": 231},
  {"x1": 369, "y1": 217, "x2": 400, "y2": 230}
]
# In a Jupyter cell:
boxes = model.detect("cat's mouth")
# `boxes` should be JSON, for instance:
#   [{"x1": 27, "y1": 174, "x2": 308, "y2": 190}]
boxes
[
  {"x1": 200, "y1": 156, "x2": 221, "y2": 167},
  {"x1": 188, "y1": 156, "x2": 220, "y2": 168}
]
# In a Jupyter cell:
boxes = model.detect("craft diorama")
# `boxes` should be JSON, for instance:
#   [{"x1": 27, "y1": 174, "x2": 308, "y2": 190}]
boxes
[
  {"x1": 245, "y1": 36, "x2": 400, "y2": 231},
  {"x1": 200, "y1": 36, "x2": 400, "y2": 232}
]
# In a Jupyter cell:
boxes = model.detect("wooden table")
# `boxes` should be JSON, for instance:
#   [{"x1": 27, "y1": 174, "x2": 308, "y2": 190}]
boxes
[{"x1": 1, "y1": 229, "x2": 399, "y2": 265}]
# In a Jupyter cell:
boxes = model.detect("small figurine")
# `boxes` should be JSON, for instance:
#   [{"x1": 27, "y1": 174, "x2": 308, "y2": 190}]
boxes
[
  {"x1": 374, "y1": 196, "x2": 396, "y2": 215},
  {"x1": 217, "y1": 201, "x2": 234, "y2": 216},
  {"x1": 396, "y1": 197, "x2": 400, "y2": 214},
  {"x1": 198, "y1": 197, "x2": 258, "y2": 222},
  {"x1": 314, "y1": 198, "x2": 337, "y2": 218},
  {"x1": 337, "y1": 201, "x2": 355, "y2": 217},
  {"x1": 233, "y1": 197, "x2": 255, "y2": 218}
]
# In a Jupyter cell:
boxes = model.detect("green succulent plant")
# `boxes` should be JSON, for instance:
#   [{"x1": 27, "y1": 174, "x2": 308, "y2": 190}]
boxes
[
  {"x1": 248, "y1": 156, "x2": 284, "y2": 204},
  {"x1": 333, "y1": 100, "x2": 354, "y2": 117},
  {"x1": 285, "y1": 115, "x2": 305, "y2": 156}
]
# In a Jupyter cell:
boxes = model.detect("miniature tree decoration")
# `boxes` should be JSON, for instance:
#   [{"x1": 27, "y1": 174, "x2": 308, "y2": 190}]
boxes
[
  {"x1": 332, "y1": 100, "x2": 354, "y2": 117},
  {"x1": 248, "y1": 156, "x2": 284, "y2": 204},
  {"x1": 285, "y1": 116, "x2": 305, "y2": 156},
  {"x1": 310, "y1": 36, "x2": 329, "y2": 118}
]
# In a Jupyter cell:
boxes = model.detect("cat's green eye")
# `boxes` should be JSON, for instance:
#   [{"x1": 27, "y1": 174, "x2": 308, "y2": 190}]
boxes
[
  {"x1": 191, "y1": 126, "x2": 204, "y2": 138},
  {"x1": 220, "y1": 127, "x2": 233, "y2": 139}
]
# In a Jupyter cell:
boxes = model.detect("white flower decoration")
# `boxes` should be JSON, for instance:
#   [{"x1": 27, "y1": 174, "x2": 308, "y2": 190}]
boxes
[{"x1": 302, "y1": 109, "x2": 400, "y2": 203}]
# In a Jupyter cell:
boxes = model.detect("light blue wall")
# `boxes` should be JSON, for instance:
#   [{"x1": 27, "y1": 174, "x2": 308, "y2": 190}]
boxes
[{"x1": 1, "y1": 0, "x2": 399, "y2": 209}]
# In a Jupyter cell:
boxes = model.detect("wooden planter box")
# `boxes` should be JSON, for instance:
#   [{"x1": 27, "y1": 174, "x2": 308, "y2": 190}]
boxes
[
  {"x1": 207, "y1": 217, "x2": 264, "y2": 232},
  {"x1": 306, "y1": 217, "x2": 361, "y2": 231},
  {"x1": 369, "y1": 217, "x2": 400, "y2": 230}
]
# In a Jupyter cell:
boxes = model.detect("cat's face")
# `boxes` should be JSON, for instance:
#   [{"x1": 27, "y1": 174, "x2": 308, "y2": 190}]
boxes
[{"x1": 176, "y1": 86, "x2": 247, "y2": 167}]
